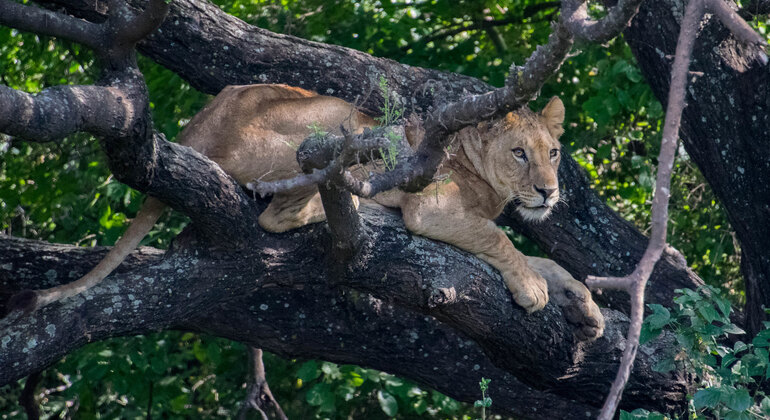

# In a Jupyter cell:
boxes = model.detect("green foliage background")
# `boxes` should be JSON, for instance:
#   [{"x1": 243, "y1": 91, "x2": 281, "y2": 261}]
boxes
[{"x1": 2, "y1": 0, "x2": 767, "y2": 418}]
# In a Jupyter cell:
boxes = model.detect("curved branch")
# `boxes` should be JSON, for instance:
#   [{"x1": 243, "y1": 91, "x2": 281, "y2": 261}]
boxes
[
  {"x1": 0, "y1": 0, "x2": 103, "y2": 49},
  {"x1": 562, "y1": 0, "x2": 644, "y2": 43},
  {"x1": 116, "y1": 0, "x2": 170, "y2": 46}
]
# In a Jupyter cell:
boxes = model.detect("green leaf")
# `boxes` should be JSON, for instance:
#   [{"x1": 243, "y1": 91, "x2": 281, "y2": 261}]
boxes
[
  {"x1": 377, "y1": 390, "x2": 398, "y2": 416},
  {"x1": 321, "y1": 362, "x2": 341, "y2": 379},
  {"x1": 724, "y1": 324, "x2": 746, "y2": 335},
  {"x1": 724, "y1": 411, "x2": 752, "y2": 420},
  {"x1": 696, "y1": 302, "x2": 720, "y2": 324},
  {"x1": 714, "y1": 295, "x2": 732, "y2": 318},
  {"x1": 170, "y1": 394, "x2": 189, "y2": 412},
  {"x1": 297, "y1": 360, "x2": 321, "y2": 382},
  {"x1": 413, "y1": 398, "x2": 428, "y2": 415},
  {"x1": 645, "y1": 304, "x2": 671, "y2": 329},
  {"x1": 752, "y1": 330, "x2": 770, "y2": 348},
  {"x1": 640, "y1": 324, "x2": 662, "y2": 345},
  {"x1": 724, "y1": 388, "x2": 752, "y2": 412},
  {"x1": 693, "y1": 387, "x2": 721, "y2": 409},
  {"x1": 347, "y1": 371, "x2": 364, "y2": 387}
]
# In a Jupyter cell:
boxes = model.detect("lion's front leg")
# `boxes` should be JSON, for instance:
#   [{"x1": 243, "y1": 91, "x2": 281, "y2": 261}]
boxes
[
  {"x1": 526, "y1": 256, "x2": 605, "y2": 340},
  {"x1": 399, "y1": 192, "x2": 548, "y2": 313}
]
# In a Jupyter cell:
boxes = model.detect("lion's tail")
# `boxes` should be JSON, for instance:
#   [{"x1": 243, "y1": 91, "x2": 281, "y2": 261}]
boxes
[{"x1": 8, "y1": 197, "x2": 166, "y2": 314}]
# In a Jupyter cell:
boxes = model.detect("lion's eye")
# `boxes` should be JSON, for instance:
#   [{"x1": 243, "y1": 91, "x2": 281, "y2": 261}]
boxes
[
  {"x1": 512, "y1": 148, "x2": 527, "y2": 161},
  {"x1": 550, "y1": 148, "x2": 559, "y2": 158}
]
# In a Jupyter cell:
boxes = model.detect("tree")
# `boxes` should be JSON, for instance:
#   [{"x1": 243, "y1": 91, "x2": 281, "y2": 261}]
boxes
[{"x1": 0, "y1": 0, "x2": 765, "y2": 418}]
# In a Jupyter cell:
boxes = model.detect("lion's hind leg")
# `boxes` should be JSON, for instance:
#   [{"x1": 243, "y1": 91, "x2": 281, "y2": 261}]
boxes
[
  {"x1": 258, "y1": 187, "x2": 360, "y2": 233},
  {"x1": 258, "y1": 187, "x2": 327, "y2": 233}
]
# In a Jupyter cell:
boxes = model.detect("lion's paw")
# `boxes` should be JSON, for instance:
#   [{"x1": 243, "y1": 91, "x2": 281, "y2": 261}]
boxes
[
  {"x1": 506, "y1": 271, "x2": 549, "y2": 314},
  {"x1": 525, "y1": 256, "x2": 604, "y2": 341},
  {"x1": 556, "y1": 284, "x2": 604, "y2": 341}
]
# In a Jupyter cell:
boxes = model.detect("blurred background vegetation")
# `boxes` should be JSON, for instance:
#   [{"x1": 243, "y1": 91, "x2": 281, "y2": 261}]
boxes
[{"x1": 1, "y1": 0, "x2": 767, "y2": 418}]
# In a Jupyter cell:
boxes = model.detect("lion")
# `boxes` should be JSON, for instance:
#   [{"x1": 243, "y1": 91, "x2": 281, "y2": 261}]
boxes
[{"x1": 10, "y1": 84, "x2": 604, "y2": 340}]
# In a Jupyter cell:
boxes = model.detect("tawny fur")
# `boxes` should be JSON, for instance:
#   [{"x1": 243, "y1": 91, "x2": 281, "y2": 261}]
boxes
[{"x1": 13, "y1": 84, "x2": 604, "y2": 340}]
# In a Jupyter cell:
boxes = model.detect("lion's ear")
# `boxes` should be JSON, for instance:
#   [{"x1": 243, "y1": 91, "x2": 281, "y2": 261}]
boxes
[{"x1": 540, "y1": 96, "x2": 565, "y2": 139}]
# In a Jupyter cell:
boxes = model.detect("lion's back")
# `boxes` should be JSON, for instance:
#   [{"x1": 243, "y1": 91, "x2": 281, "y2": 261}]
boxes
[{"x1": 177, "y1": 84, "x2": 374, "y2": 186}]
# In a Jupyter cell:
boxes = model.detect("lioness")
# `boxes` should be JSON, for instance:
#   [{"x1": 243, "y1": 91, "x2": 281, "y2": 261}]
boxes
[{"x1": 12, "y1": 84, "x2": 603, "y2": 340}]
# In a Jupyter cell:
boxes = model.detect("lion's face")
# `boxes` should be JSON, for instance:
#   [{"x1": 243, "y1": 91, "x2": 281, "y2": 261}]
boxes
[{"x1": 482, "y1": 97, "x2": 565, "y2": 222}]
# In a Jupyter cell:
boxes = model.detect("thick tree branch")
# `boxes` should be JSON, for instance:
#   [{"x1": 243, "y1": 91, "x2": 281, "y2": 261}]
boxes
[
  {"x1": 0, "y1": 0, "x2": 103, "y2": 49},
  {"x1": 623, "y1": 0, "x2": 769, "y2": 336},
  {"x1": 0, "y1": 224, "x2": 691, "y2": 417},
  {"x1": 0, "y1": 82, "x2": 144, "y2": 143}
]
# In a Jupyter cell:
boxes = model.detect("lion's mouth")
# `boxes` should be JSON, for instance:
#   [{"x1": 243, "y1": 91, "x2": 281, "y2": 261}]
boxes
[{"x1": 516, "y1": 204, "x2": 553, "y2": 222}]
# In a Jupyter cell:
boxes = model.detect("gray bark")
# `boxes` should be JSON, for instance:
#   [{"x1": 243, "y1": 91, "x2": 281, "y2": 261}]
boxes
[{"x1": 0, "y1": 202, "x2": 691, "y2": 416}]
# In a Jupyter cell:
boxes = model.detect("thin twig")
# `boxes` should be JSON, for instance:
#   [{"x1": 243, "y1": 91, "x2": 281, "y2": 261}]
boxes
[
  {"x1": 237, "y1": 348, "x2": 287, "y2": 420},
  {"x1": 246, "y1": 129, "x2": 392, "y2": 197},
  {"x1": 20, "y1": 371, "x2": 42, "y2": 420},
  {"x1": 561, "y1": 0, "x2": 644, "y2": 43}
]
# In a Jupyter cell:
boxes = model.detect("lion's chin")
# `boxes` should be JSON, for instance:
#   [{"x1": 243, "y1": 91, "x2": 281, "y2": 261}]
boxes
[{"x1": 517, "y1": 205, "x2": 552, "y2": 222}]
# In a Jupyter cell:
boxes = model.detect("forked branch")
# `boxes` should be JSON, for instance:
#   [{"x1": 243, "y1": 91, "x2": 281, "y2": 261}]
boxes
[{"x1": 585, "y1": 0, "x2": 768, "y2": 418}]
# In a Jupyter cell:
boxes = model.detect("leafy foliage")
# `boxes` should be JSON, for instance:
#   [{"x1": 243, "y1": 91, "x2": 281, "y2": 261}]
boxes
[{"x1": 621, "y1": 287, "x2": 770, "y2": 419}]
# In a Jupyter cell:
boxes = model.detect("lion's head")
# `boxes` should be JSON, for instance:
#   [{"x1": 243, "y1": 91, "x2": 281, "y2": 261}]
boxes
[{"x1": 461, "y1": 97, "x2": 565, "y2": 222}]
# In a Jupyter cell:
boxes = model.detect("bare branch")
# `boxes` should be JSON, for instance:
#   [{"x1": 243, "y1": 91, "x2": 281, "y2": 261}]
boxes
[
  {"x1": 20, "y1": 371, "x2": 42, "y2": 420},
  {"x1": 0, "y1": 83, "x2": 144, "y2": 142},
  {"x1": 237, "y1": 348, "x2": 287, "y2": 420},
  {"x1": 313, "y1": 127, "x2": 366, "y2": 260},
  {"x1": 706, "y1": 0, "x2": 769, "y2": 49},
  {"x1": 587, "y1": 2, "x2": 768, "y2": 414},
  {"x1": 585, "y1": 0, "x2": 733, "y2": 417},
  {"x1": 561, "y1": 0, "x2": 644, "y2": 43},
  {"x1": 362, "y1": 20, "x2": 574, "y2": 196},
  {"x1": 0, "y1": 0, "x2": 103, "y2": 49},
  {"x1": 246, "y1": 127, "x2": 395, "y2": 197}
]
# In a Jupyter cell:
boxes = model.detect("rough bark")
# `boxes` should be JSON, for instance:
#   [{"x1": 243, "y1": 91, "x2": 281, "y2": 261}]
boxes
[
  {"x1": 0, "y1": 204, "x2": 691, "y2": 417},
  {"x1": 624, "y1": 0, "x2": 770, "y2": 335}
]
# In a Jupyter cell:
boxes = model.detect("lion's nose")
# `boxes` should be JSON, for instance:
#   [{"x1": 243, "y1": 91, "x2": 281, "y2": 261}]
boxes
[{"x1": 534, "y1": 186, "x2": 557, "y2": 201}]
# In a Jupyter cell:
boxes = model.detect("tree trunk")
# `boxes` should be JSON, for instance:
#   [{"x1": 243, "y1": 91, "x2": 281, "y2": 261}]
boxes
[{"x1": 624, "y1": 0, "x2": 770, "y2": 335}]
